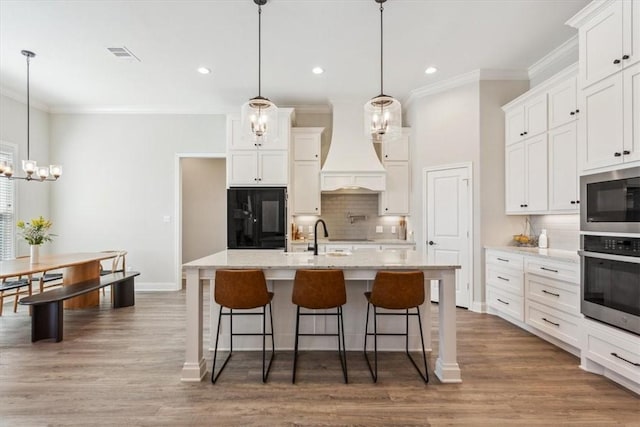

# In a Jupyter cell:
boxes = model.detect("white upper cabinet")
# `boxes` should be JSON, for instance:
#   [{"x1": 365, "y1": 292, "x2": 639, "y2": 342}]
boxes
[
  {"x1": 379, "y1": 162, "x2": 410, "y2": 215},
  {"x1": 505, "y1": 135, "x2": 548, "y2": 214},
  {"x1": 291, "y1": 127, "x2": 323, "y2": 215},
  {"x1": 505, "y1": 93, "x2": 548, "y2": 145},
  {"x1": 226, "y1": 110, "x2": 292, "y2": 186},
  {"x1": 549, "y1": 122, "x2": 579, "y2": 211},
  {"x1": 574, "y1": 0, "x2": 640, "y2": 89},
  {"x1": 623, "y1": 61, "x2": 640, "y2": 164},
  {"x1": 548, "y1": 76, "x2": 578, "y2": 129},
  {"x1": 382, "y1": 129, "x2": 410, "y2": 161}
]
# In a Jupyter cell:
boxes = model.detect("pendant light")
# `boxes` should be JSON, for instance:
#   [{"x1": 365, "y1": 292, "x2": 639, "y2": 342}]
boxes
[
  {"x1": 0, "y1": 50, "x2": 62, "y2": 181},
  {"x1": 240, "y1": 0, "x2": 278, "y2": 145},
  {"x1": 364, "y1": 0, "x2": 401, "y2": 143}
]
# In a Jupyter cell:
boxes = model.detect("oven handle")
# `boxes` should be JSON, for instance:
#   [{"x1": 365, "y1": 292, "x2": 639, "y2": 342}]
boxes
[{"x1": 578, "y1": 250, "x2": 640, "y2": 264}]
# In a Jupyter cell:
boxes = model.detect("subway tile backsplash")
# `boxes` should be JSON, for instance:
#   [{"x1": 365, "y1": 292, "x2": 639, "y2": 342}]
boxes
[
  {"x1": 293, "y1": 194, "x2": 406, "y2": 240},
  {"x1": 529, "y1": 214, "x2": 580, "y2": 251}
]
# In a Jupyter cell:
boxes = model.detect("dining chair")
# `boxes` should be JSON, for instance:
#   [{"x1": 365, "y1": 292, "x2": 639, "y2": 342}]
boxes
[
  {"x1": 99, "y1": 250, "x2": 127, "y2": 296},
  {"x1": 0, "y1": 274, "x2": 32, "y2": 316}
]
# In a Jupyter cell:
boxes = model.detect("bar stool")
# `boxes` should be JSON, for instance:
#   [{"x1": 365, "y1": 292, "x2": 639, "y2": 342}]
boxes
[
  {"x1": 211, "y1": 269, "x2": 274, "y2": 384},
  {"x1": 363, "y1": 271, "x2": 429, "y2": 383},
  {"x1": 292, "y1": 269, "x2": 348, "y2": 384}
]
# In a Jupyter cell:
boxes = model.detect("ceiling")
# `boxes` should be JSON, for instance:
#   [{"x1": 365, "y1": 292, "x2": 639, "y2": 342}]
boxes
[{"x1": 0, "y1": 0, "x2": 589, "y2": 113}]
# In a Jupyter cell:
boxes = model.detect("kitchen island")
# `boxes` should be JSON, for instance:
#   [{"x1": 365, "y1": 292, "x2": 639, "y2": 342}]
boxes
[{"x1": 181, "y1": 249, "x2": 461, "y2": 383}]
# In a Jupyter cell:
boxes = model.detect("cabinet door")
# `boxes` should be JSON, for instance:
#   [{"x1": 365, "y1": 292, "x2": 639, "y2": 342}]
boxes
[
  {"x1": 549, "y1": 123, "x2": 579, "y2": 211},
  {"x1": 525, "y1": 135, "x2": 548, "y2": 212},
  {"x1": 579, "y1": 1, "x2": 624, "y2": 88},
  {"x1": 505, "y1": 142, "x2": 525, "y2": 213},
  {"x1": 579, "y1": 73, "x2": 624, "y2": 171},
  {"x1": 382, "y1": 129, "x2": 409, "y2": 161},
  {"x1": 228, "y1": 151, "x2": 258, "y2": 185},
  {"x1": 548, "y1": 76, "x2": 577, "y2": 129},
  {"x1": 524, "y1": 93, "x2": 548, "y2": 138},
  {"x1": 505, "y1": 107, "x2": 525, "y2": 145},
  {"x1": 623, "y1": 0, "x2": 640, "y2": 68},
  {"x1": 379, "y1": 162, "x2": 409, "y2": 215},
  {"x1": 293, "y1": 133, "x2": 321, "y2": 161},
  {"x1": 227, "y1": 115, "x2": 256, "y2": 150},
  {"x1": 623, "y1": 62, "x2": 640, "y2": 163},
  {"x1": 258, "y1": 151, "x2": 288, "y2": 185},
  {"x1": 293, "y1": 161, "x2": 320, "y2": 214}
]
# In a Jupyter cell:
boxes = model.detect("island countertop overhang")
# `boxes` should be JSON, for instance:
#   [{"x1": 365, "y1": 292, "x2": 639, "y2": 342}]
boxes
[{"x1": 182, "y1": 249, "x2": 461, "y2": 271}]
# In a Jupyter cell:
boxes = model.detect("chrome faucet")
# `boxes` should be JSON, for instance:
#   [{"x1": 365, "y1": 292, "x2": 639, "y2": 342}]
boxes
[{"x1": 313, "y1": 219, "x2": 329, "y2": 256}]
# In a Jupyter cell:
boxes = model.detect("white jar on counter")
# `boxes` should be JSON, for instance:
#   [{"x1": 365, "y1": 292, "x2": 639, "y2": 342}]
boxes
[{"x1": 538, "y1": 229, "x2": 548, "y2": 249}]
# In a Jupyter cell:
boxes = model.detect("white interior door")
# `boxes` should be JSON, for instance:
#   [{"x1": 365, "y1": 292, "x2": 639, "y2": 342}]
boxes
[{"x1": 426, "y1": 165, "x2": 471, "y2": 308}]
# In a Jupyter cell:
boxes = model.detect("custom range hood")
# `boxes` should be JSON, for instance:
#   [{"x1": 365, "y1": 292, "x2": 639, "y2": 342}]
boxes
[{"x1": 320, "y1": 102, "x2": 386, "y2": 192}]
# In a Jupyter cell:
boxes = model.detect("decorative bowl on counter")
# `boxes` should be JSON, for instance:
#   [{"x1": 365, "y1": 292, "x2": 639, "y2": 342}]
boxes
[{"x1": 512, "y1": 234, "x2": 538, "y2": 247}]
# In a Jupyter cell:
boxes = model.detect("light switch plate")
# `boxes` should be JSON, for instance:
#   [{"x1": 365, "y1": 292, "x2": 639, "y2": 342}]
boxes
[
  {"x1": 376, "y1": 226, "x2": 383, "y2": 233},
  {"x1": 391, "y1": 226, "x2": 396, "y2": 233}
]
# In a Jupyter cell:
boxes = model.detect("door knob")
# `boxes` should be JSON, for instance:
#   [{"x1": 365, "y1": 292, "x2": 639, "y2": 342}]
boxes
[{"x1": 428, "y1": 241, "x2": 436, "y2": 246}]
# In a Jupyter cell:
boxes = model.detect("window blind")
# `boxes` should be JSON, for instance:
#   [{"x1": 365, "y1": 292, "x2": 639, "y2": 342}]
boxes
[{"x1": 0, "y1": 146, "x2": 16, "y2": 260}]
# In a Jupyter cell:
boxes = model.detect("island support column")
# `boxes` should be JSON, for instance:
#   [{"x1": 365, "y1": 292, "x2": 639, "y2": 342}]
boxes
[
  {"x1": 181, "y1": 267, "x2": 207, "y2": 381},
  {"x1": 434, "y1": 268, "x2": 462, "y2": 383}
]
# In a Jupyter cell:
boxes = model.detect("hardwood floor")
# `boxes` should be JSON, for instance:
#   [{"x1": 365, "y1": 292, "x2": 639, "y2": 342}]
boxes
[{"x1": 1, "y1": 288, "x2": 638, "y2": 426}]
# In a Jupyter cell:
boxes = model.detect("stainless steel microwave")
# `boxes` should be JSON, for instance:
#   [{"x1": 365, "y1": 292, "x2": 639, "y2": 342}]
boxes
[{"x1": 580, "y1": 167, "x2": 640, "y2": 234}]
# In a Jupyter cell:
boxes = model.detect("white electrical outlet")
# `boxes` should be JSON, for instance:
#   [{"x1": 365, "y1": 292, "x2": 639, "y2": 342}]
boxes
[
  {"x1": 376, "y1": 226, "x2": 383, "y2": 233},
  {"x1": 163, "y1": 215, "x2": 171, "y2": 223},
  {"x1": 391, "y1": 226, "x2": 396, "y2": 233}
]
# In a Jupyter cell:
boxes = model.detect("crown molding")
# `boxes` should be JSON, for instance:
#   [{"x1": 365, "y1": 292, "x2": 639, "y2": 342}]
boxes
[
  {"x1": 502, "y1": 62, "x2": 578, "y2": 111},
  {"x1": 405, "y1": 68, "x2": 528, "y2": 106},
  {"x1": 528, "y1": 34, "x2": 578, "y2": 82},
  {"x1": 284, "y1": 104, "x2": 332, "y2": 114},
  {"x1": 566, "y1": 0, "x2": 615, "y2": 28},
  {"x1": 48, "y1": 105, "x2": 234, "y2": 115},
  {"x1": 0, "y1": 86, "x2": 50, "y2": 112}
]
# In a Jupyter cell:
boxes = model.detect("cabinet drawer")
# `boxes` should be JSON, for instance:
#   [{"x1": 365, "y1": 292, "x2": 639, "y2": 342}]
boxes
[
  {"x1": 526, "y1": 273, "x2": 580, "y2": 315},
  {"x1": 583, "y1": 319, "x2": 640, "y2": 384},
  {"x1": 486, "y1": 265, "x2": 524, "y2": 296},
  {"x1": 487, "y1": 287, "x2": 524, "y2": 322},
  {"x1": 525, "y1": 257, "x2": 578, "y2": 284},
  {"x1": 526, "y1": 300, "x2": 581, "y2": 348},
  {"x1": 486, "y1": 251, "x2": 524, "y2": 270}
]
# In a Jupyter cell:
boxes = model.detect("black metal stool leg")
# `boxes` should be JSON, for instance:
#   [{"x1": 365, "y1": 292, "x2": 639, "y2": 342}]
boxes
[
  {"x1": 292, "y1": 305, "x2": 301, "y2": 384},
  {"x1": 212, "y1": 308, "x2": 232, "y2": 384},
  {"x1": 363, "y1": 302, "x2": 378, "y2": 382},
  {"x1": 405, "y1": 306, "x2": 429, "y2": 383},
  {"x1": 261, "y1": 302, "x2": 275, "y2": 383},
  {"x1": 337, "y1": 306, "x2": 348, "y2": 384}
]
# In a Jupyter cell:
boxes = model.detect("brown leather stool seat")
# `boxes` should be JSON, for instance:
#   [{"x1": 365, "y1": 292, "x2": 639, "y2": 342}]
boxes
[
  {"x1": 211, "y1": 269, "x2": 275, "y2": 384},
  {"x1": 292, "y1": 269, "x2": 348, "y2": 384},
  {"x1": 364, "y1": 271, "x2": 429, "y2": 383}
]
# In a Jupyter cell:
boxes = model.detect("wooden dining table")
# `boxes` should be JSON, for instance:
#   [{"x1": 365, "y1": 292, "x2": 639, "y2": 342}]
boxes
[{"x1": 0, "y1": 252, "x2": 119, "y2": 309}]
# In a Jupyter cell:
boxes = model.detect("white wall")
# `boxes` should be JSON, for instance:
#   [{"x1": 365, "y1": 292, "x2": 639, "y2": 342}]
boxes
[
  {"x1": 0, "y1": 93, "x2": 51, "y2": 256},
  {"x1": 49, "y1": 113, "x2": 226, "y2": 290}
]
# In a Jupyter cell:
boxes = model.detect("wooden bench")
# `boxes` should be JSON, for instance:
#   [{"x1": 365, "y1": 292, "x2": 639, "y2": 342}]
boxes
[{"x1": 19, "y1": 271, "x2": 140, "y2": 342}]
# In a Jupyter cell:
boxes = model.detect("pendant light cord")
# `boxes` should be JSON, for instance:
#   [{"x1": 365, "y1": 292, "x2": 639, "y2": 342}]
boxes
[
  {"x1": 258, "y1": 4, "x2": 262, "y2": 98},
  {"x1": 26, "y1": 53, "x2": 31, "y2": 159},
  {"x1": 379, "y1": 2, "x2": 384, "y2": 96}
]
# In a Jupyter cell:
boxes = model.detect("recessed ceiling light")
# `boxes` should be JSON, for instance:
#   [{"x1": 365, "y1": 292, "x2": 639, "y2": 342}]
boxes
[
  {"x1": 197, "y1": 67, "x2": 211, "y2": 75},
  {"x1": 312, "y1": 67, "x2": 324, "y2": 75},
  {"x1": 425, "y1": 66, "x2": 438, "y2": 75}
]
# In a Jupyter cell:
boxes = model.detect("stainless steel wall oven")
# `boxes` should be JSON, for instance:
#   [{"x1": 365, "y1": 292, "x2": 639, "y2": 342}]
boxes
[{"x1": 579, "y1": 235, "x2": 640, "y2": 336}]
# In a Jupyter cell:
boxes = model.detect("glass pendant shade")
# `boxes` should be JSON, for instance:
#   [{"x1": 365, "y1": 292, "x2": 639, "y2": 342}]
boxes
[
  {"x1": 364, "y1": 94, "x2": 402, "y2": 143},
  {"x1": 50, "y1": 164, "x2": 62, "y2": 178},
  {"x1": 22, "y1": 159, "x2": 37, "y2": 175},
  {"x1": 37, "y1": 165, "x2": 49, "y2": 180},
  {"x1": 241, "y1": 96, "x2": 279, "y2": 144}
]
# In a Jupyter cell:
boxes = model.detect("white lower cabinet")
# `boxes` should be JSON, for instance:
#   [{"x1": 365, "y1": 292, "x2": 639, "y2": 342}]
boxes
[
  {"x1": 581, "y1": 318, "x2": 640, "y2": 394},
  {"x1": 486, "y1": 250, "x2": 524, "y2": 322}
]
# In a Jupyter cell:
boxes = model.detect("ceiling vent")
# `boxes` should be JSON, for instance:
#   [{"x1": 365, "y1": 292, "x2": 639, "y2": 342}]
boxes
[{"x1": 107, "y1": 47, "x2": 140, "y2": 62}]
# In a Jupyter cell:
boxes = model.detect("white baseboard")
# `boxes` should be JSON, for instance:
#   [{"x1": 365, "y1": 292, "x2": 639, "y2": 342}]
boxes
[
  {"x1": 470, "y1": 301, "x2": 486, "y2": 313},
  {"x1": 135, "y1": 282, "x2": 180, "y2": 292}
]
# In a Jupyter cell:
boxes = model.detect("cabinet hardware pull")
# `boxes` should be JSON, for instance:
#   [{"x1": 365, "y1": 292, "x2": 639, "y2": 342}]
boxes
[
  {"x1": 571, "y1": 201, "x2": 576, "y2": 204},
  {"x1": 315, "y1": 154, "x2": 318, "y2": 158},
  {"x1": 576, "y1": 200, "x2": 580, "y2": 204},
  {"x1": 613, "y1": 59, "x2": 621, "y2": 64},
  {"x1": 523, "y1": 131, "x2": 528, "y2": 135},
  {"x1": 497, "y1": 298, "x2": 509, "y2": 305},
  {"x1": 575, "y1": 109, "x2": 579, "y2": 113},
  {"x1": 520, "y1": 132, "x2": 524, "y2": 136},
  {"x1": 497, "y1": 258, "x2": 509, "y2": 262},
  {"x1": 623, "y1": 150, "x2": 631, "y2": 155},
  {"x1": 614, "y1": 152, "x2": 622, "y2": 157},
  {"x1": 570, "y1": 111, "x2": 575, "y2": 116},
  {"x1": 542, "y1": 289, "x2": 560, "y2": 297},
  {"x1": 611, "y1": 352, "x2": 640, "y2": 367},
  {"x1": 540, "y1": 267, "x2": 559, "y2": 273},
  {"x1": 622, "y1": 55, "x2": 630, "y2": 60},
  {"x1": 524, "y1": 204, "x2": 528, "y2": 207},
  {"x1": 497, "y1": 276, "x2": 509, "y2": 281},
  {"x1": 542, "y1": 317, "x2": 560, "y2": 327}
]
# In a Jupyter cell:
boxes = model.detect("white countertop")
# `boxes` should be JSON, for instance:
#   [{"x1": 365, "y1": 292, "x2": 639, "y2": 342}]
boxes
[
  {"x1": 485, "y1": 246, "x2": 579, "y2": 263},
  {"x1": 183, "y1": 249, "x2": 459, "y2": 270},
  {"x1": 290, "y1": 239, "x2": 415, "y2": 245}
]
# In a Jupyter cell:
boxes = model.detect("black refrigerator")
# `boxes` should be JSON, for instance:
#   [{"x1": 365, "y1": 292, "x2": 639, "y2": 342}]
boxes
[{"x1": 227, "y1": 187, "x2": 287, "y2": 249}]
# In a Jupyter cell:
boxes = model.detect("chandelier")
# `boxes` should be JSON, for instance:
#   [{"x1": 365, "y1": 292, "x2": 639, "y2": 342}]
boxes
[
  {"x1": 240, "y1": 0, "x2": 279, "y2": 145},
  {"x1": 0, "y1": 50, "x2": 62, "y2": 181},
  {"x1": 364, "y1": 0, "x2": 401, "y2": 143}
]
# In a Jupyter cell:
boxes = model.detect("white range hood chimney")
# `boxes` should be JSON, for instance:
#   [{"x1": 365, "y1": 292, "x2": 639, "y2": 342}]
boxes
[{"x1": 320, "y1": 102, "x2": 386, "y2": 192}]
